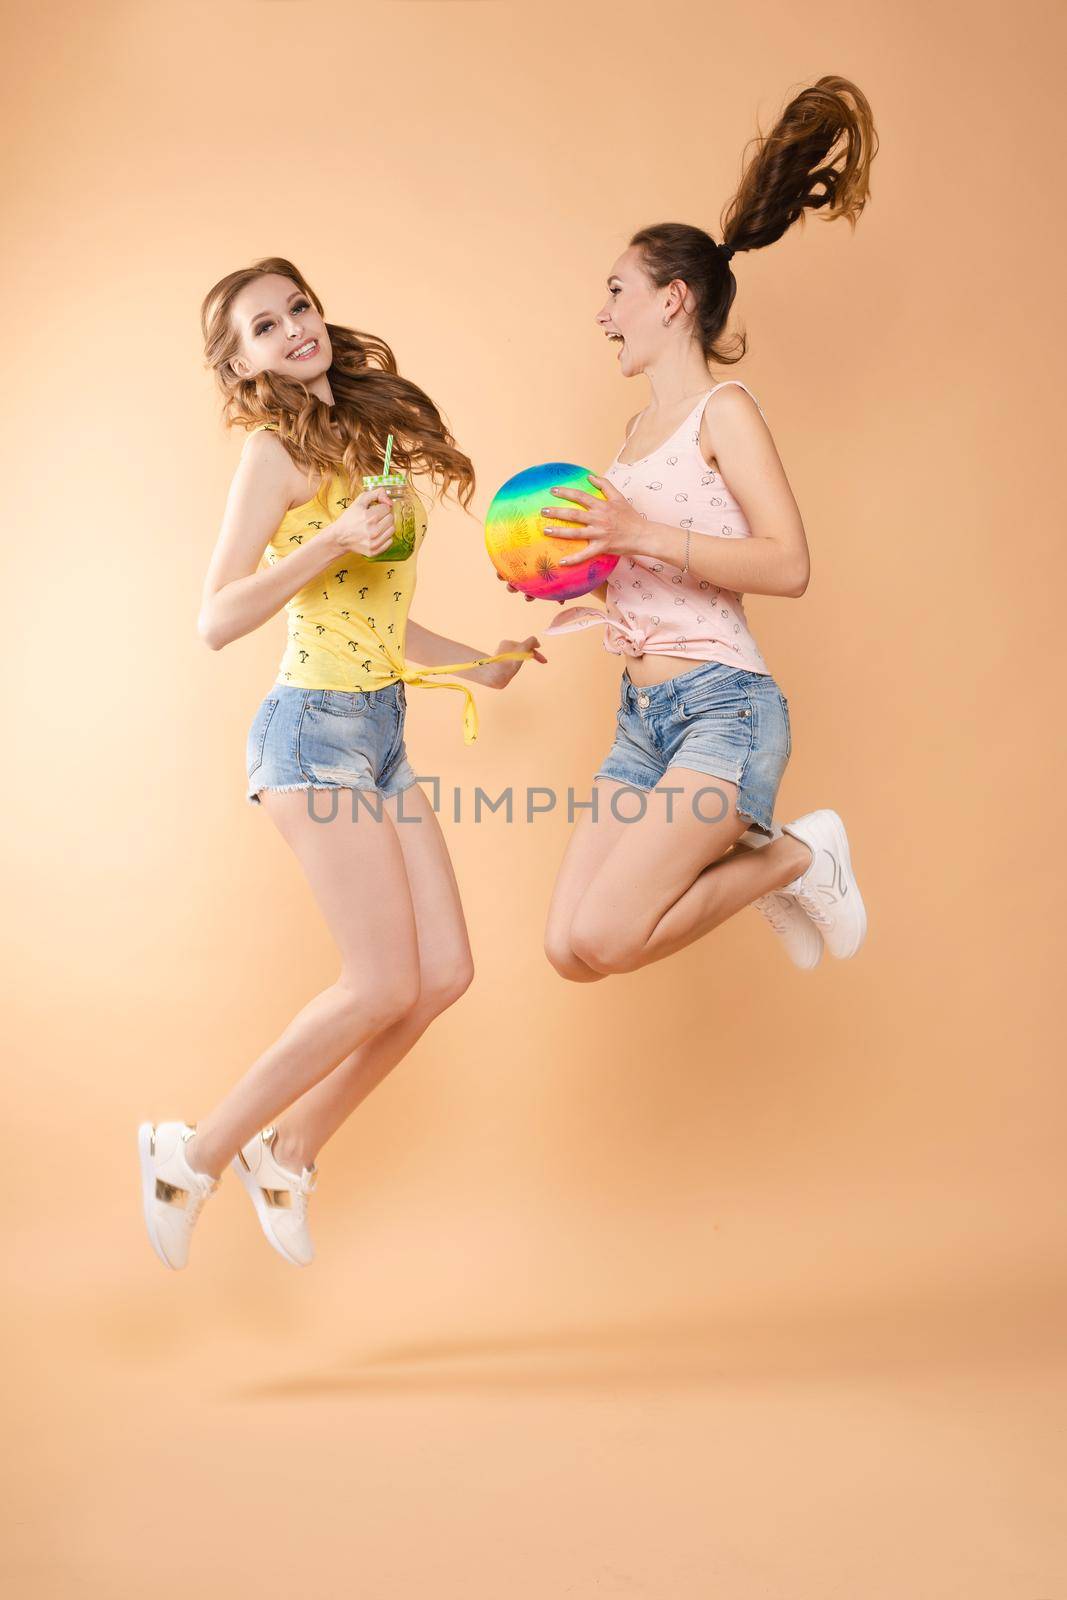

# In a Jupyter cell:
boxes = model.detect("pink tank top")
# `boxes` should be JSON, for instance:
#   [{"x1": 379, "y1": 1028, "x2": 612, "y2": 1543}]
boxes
[{"x1": 600, "y1": 381, "x2": 771, "y2": 675}]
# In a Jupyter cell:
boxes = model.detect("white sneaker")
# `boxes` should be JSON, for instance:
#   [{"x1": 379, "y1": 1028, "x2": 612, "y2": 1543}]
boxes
[
  {"x1": 232, "y1": 1127, "x2": 317, "y2": 1267},
  {"x1": 779, "y1": 809, "x2": 867, "y2": 959},
  {"x1": 137, "y1": 1121, "x2": 220, "y2": 1270},
  {"x1": 736, "y1": 824, "x2": 823, "y2": 970}
]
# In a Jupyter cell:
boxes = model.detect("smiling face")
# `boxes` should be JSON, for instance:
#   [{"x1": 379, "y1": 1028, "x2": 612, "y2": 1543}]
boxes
[
  {"x1": 228, "y1": 273, "x2": 332, "y2": 383},
  {"x1": 595, "y1": 245, "x2": 685, "y2": 377}
]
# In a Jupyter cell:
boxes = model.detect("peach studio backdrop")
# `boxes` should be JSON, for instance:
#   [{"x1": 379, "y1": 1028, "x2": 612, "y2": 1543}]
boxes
[{"x1": 4, "y1": 1, "x2": 1065, "y2": 1595}]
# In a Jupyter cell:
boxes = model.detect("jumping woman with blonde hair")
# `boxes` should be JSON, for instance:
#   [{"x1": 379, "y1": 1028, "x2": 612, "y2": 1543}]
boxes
[
  {"x1": 505, "y1": 76, "x2": 876, "y2": 980},
  {"x1": 138, "y1": 259, "x2": 542, "y2": 1269}
]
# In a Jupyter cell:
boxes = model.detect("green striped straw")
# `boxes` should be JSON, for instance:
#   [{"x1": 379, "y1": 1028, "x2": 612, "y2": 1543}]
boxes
[{"x1": 383, "y1": 433, "x2": 394, "y2": 476}]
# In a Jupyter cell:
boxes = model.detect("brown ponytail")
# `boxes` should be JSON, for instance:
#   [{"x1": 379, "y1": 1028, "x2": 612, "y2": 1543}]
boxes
[
  {"x1": 722, "y1": 75, "x2": 877, "y2": 253},
  {"x1": 630, "y1": 76, "x2": 878, "y2": 364}
]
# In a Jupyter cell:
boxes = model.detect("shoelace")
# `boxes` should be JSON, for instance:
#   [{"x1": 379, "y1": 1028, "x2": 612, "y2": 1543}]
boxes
[
  {"x1": 293, "y1": 1168, "x2": 317, "y2": 1219},
  {"x1": 753, "y1": 893, "x2": 794, "y2": 935},
  {"x1": 286, "y1": 1171, "x2": 310, "y2": 1216},
  {"x1": 791, "y1": 882, "x2": 833, "y2": 929},
  {"x1": 180, "y1": 1176, "x2": 219, "y2": 1233},
  {"x1": 267, "y1": 1164, "x2": 316, "y2": 1229}
]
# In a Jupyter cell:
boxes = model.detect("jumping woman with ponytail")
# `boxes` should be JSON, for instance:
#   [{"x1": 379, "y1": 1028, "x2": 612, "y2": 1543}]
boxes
[
  {"x1": 519, "y1": 77, "x2": 877, "y2": 981},
  {"x1": 138, "y1": 259, "x2": 543, "y2": 1270}
]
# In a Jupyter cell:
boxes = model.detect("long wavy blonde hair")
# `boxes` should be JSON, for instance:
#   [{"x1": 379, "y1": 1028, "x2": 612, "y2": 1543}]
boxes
[{"x1": 200, "y1": 256, "x2": 476, "y2": 516}]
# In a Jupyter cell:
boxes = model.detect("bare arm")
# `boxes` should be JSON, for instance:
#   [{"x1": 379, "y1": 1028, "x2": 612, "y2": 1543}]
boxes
[
  {"x1": 198, "y1": 430, "x2": 346, "y2": 650},
  {"x1": 591, "y1": 410, "x2": 641, "y2": 605},
  {"x1": 403, "y1": 618, "x2": 504, "y2": 684},
  {"x1": 639, "y1": 386, "x2": 810, "y2": 598}
]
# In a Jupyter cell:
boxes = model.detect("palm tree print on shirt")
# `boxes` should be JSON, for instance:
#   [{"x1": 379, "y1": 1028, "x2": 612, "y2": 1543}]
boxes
[{"x1": 261, "y1": 474, "x2": 424, "y2": 691}]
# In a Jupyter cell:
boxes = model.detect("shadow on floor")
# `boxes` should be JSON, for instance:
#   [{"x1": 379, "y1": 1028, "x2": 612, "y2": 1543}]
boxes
[{"x1": 231, "y1": 1277, "x2": 1067, "y2": 1401}]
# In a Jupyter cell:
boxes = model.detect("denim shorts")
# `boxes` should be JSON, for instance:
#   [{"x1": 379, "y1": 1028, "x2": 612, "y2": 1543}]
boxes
[
  {"x1": 246, "y1": 681, "x2": 418, "y2": 805},
  {"x1": 593, "y1": 660, "x2": 791, "y2": 835}
]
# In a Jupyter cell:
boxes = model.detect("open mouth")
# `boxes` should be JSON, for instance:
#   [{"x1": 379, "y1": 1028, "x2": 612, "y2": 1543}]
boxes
[
  {"x1": 287, "y1": 339, "x2": 319, "y2": 361},
  {"x1": 606, "y1": 333, "x2": 625, "y2": 357}
]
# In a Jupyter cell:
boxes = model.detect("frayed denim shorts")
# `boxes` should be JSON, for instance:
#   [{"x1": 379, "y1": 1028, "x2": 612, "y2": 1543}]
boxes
[
  {"x1": 246, "y1": 681, "x2": 418, "y2": 805},
  {"x1": 593, "y1": 660, "x2": 791, "y2": 836}
]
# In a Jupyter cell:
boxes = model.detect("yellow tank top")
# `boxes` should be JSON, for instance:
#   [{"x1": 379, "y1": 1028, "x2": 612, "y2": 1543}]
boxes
[{"x1": 246, "y1": 421, "x2": 533, "y2": 742}]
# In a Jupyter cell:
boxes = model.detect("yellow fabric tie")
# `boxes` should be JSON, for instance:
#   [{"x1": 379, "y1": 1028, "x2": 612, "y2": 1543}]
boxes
[{"x1": 364, "y1": 621, "x2": 535, "y2": 744}]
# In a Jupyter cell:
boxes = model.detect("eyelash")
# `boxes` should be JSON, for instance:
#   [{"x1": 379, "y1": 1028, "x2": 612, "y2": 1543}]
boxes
[
  {"x1": 610, "y1": 286, "x2": 620, "y2": 295},
  {"x1": 255, "y1": 298, "x2": 310, "y2": 336}
]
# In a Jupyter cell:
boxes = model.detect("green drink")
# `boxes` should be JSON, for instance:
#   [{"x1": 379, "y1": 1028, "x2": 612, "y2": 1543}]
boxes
[{"x1": 361, "y1": 470, "x2": 417, "y2": 563}]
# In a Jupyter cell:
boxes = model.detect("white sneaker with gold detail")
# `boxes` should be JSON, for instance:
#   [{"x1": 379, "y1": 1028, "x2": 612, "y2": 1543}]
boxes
[
  {"x1": 736, "y1": 824, "x2": 823, "y2": 970},
  {"x1": 137, "y1": 1121, "x2": 220, "y2": 1270},
  {"x1": 232, "y1": 1127, "x2": 317, "y2": 1267}
]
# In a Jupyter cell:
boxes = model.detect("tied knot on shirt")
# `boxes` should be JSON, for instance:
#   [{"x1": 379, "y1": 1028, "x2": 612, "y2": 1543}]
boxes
[{"x1": 606, "y1": 615, "x2": 650, "y2": 655}]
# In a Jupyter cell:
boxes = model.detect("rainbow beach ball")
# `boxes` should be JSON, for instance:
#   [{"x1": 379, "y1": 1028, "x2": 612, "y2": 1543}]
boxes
[{"x1": 485, "y1": 462, "x2": 619, "y2": 602}]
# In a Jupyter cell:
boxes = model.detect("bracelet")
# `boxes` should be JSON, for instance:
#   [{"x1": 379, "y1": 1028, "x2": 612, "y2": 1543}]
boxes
[{"x1": 681, "y1": 527, "x2": 691, "y2": 575}]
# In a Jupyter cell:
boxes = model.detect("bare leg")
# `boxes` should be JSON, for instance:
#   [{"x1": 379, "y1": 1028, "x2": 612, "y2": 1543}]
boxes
[
  {"x1": 543, "y1": 779, "x2": 635, "y2": 982},
  {"x1": 570, "y1": 770, "x2": 812, "y2": 975},
  {"x1": 271, "y1": 782, "x2": 474, "y2": 1172},
  {"x1": 187, "y1": 786, "x2": 424, "y2": 1178}
]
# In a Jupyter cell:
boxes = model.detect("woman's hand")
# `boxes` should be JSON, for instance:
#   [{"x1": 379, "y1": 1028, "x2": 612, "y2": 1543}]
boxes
[
  {"x1": 540, "y1": 474, "x2": 646, "y2": 564},
  {"x1": 330, "y1": 488, "x2": 397, "y2": 559},
  {"x1": 495, "y1": 571, "x2": 538, "y2": 602},
  {"x1": 475, "y1": 635, "x2": 547, "y2": 688}
]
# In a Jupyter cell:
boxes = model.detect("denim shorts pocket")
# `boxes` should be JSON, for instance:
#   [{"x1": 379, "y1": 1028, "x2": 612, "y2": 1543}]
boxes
[
  {"x1": 382, "y1": 693, "x2": 405, "y2": 767},
  {"x1": 777, "y1": 689, "x2": 792, "y2": 757},
  {"x1": 677, "y1": 684, "x2": 752, "y2": 722},
  {"x1": 247, "y1": 697, "x2": 278, "y2": 776},
  {"x1": 319, "y1": 688, "x2": 373, "y2": 716}
]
